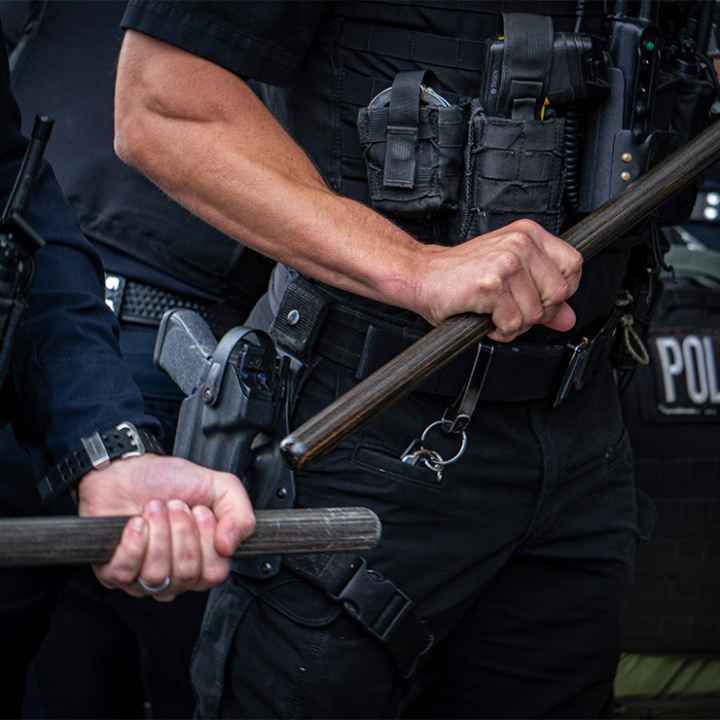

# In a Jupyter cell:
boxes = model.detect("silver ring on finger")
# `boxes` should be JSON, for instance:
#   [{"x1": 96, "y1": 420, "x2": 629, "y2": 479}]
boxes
[{"x1": 136, "y1": 575, "x2": 172, "y2": 595}]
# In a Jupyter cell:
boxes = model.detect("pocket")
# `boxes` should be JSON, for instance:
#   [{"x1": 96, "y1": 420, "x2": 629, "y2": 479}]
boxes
[
  {"x1": 462, "y1": 104, "x2": 565, "y2": 238},
  {"x1": 357, "y1": 70, "x2": 465, "y2": 219},
  {"x1": 353, "y1": 443, "x2": 445, "y2": 489},
  {"x1": 220, "y1": 570, "x2": 398, "y2": 717},
  {"x1": 563, "y1": 426, "x2": 631, "y2": 479},
  {"x1": 248, "y1": 574, "x2": 343, "y2": 627}
]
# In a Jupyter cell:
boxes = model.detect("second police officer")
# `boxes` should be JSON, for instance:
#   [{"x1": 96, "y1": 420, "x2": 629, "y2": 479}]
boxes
[
  {"x1": 114, "y1": 1, "x2": 716, "y2": 717},
  {"x1": 1, "y1": 1, "x2": 274, "y2": 716}
]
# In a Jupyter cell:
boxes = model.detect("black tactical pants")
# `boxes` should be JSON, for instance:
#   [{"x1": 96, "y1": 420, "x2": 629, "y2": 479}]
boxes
[{"x1": 192, "y1": 352, "x2": 654, "y2": 719}]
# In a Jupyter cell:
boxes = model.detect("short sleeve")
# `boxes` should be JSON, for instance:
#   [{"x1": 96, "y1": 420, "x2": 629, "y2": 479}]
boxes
[{"x1": 121, "y1": 0, "x2": 330, "y2": 87}]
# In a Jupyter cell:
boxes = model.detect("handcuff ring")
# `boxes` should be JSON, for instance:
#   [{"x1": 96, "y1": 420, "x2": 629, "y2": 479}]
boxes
[{"x1": 420, "y1": 420, "x2": 468, "y2": 467}]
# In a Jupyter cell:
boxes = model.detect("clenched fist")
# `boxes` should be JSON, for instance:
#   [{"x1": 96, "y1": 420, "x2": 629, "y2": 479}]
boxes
[
  {"x1": 78, "y1": 454, "x2": 255, "y2": 600},
  {"x1": 414, "y1": 219, "x2": 582, "y2": 342}
]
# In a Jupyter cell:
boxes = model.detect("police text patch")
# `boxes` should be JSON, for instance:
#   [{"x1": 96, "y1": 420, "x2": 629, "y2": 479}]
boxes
[{"x1": 651, "y1": 328, "x2": 720, "y2": 420}]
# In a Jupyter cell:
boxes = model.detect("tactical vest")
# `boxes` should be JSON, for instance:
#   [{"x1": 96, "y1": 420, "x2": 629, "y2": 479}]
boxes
[
  {"x1": 271, "y1": 1, "x2": 713, "y2": 337},
  {"x1": 622, "y1": 240, "x2": 720, "y2": 653},
  {"x1": 2, "y1": 0, "x2": 273, "y2": 306}
]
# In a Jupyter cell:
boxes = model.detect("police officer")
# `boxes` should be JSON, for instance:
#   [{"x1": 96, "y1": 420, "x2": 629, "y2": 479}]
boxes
[
  {"x1": 1, "y1": 2, "x2": 274, "y2": 715},
  {"x1": 114, "y1": 2, "x2": 710, "y2": 717},
  {"x1": 615, "y1": 224, "x2": 720, "y2": 716},
  {"x1": 0, "y1": 21, "x2": 255, "y2": 716}
]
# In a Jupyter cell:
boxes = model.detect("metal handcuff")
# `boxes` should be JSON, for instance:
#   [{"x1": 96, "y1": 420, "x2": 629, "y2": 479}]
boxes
[
  {"x1": 400, "y1": 343, "x2": 495, "y2": 481},
  {"x1": 401, "y1": 420, "x2": 468, "y2": 482},
  {"x1": 368, "y1": 83, "x2": 452, "y2": 110}
]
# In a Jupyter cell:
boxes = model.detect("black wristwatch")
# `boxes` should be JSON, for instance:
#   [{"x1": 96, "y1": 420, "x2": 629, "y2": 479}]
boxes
[{"x1": 37, "y1": 421, "x2": 165, "y2": 503}]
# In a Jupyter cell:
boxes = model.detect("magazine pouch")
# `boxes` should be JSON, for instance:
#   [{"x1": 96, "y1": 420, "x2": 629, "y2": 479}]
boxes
[{"x1": 357, "y1": 69, "x2": 465, "y2": 219}]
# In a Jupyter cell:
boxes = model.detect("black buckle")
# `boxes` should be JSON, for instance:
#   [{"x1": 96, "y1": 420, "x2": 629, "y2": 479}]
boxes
[
  {"x1": 554, "y1": 336, "x2": 590, "y2": 407},
  {"x1": 331, "y1": 558, "x2": 414, "y2": 643}
]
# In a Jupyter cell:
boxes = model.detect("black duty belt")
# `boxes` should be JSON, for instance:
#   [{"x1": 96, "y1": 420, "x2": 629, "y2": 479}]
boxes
[
  {"x1": 271, "y1": 279, "x2": 618, "y2": 406},
  {"x1": 317, "y1": 305, "x2": 615, "y2": 404},
  {"x1": 104, "y1": 274, "x2": 249, "y2": 338}
]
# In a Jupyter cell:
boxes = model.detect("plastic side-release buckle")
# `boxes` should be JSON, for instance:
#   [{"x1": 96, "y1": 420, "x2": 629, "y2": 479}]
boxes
[{"x1": 331, "y1": 558, "x2": 435, "y2": 678}]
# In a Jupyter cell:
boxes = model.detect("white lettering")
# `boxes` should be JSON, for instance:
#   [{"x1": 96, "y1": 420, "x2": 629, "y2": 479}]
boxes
[
  {"x1": 656, "y1": 337, "x2": 683, "y2": 403},
  {"x1": 683, "y1": 335, "x2": 709, "y2": 404},
  {"x1": 703, "y1": 337, "x2": 720, "y2": 403}
]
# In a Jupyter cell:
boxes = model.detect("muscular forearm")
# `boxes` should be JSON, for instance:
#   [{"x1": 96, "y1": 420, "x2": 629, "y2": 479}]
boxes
[
  {"x1": 115, "y1": 31, "x2": 582, "y2": 338},
  {"x1": 115, "y1": 31, "x2": 427, "y2": 313}
]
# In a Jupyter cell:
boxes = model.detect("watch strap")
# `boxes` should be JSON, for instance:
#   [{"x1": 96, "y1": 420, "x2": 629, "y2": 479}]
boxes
[{"x1": 37, "y1": 422, "x2": 164, "y2": 504}]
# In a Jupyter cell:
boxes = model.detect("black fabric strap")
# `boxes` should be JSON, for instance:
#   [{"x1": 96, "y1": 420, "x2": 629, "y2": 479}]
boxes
[
  {"x1": 269, "y1": 276, "x2": 330, "y2": 359},
  {"x1": 286, "y1": 553, "x2": 434, "y2": 678},
  {"x1": 443, "y1": 342, "x2": 495, "y2": 434},
  {"x1": 37, "y1": 423, "x2": 164, "y2": 503},
  {"x1": 499, "y1": 13, "x2": 554, "y2": 117},
  {"x1": 383, "y1": 70, "x2": 430, "y2": 189}
]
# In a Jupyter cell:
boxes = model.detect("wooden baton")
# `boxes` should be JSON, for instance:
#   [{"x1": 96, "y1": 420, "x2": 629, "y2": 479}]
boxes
[
  {"x1": 281, "y1": 119, "x2": 720, "y2": 469},
  {"x1": 0, "y1": 507, "x2": 381, "y2": 566}
]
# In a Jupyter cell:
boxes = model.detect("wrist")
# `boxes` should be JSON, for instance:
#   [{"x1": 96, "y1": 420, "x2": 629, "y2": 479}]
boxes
[
  {"x1": 368, "y1": 240, "x2": 442, "y2": 318},
  {"x1": 401, "y1": 243, "x2": 446, "y2": 323},
  {"x1": 38, "y1": 422, "x2": 164, "y2": 504}
]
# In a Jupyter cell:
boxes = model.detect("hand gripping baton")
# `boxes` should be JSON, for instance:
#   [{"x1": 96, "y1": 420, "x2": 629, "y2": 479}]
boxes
[
  {"x1": 281, "y1": 119, "x2": 720, "y2": 469},
  {"x1": 0, "y1": 508, "x2": 381, "y2": 566}
]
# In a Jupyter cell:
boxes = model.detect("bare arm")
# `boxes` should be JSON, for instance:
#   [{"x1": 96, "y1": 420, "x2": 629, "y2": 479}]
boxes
[{"x1": 115, "y1": 31, "x2": 582, "y2": 339}]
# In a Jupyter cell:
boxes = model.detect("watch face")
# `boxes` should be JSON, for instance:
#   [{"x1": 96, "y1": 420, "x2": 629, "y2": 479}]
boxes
[{"x1": 368, "y1": 84, "x2": 452, "y2": 110}]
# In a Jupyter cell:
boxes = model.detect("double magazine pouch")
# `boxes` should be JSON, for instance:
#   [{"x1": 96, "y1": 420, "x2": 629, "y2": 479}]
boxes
[
  {"x1": 462, "y1": 107, "x2": 565, "y2": 238},
  {"x1": 462, "y1": 13, "x2": 566, "y2": 238},
  {"x1": 357, "y1": 69, "x2": 465, "y2": 219}
]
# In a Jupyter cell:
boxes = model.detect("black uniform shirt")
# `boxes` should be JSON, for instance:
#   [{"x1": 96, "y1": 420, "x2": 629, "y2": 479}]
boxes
[
  {"x1": 3, "y1": 0, "x2": 271, "y2": 307},
  {"x1": 0, "y1": 26, "x2": 158, "y2": 470},
  {"x1": 121, "y1": 0, "x2": 630, "y2": 336}
]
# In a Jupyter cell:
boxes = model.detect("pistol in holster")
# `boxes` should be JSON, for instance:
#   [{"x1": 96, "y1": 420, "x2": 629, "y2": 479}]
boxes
[{"x1": 154, "y1": 309, "x2": 295, "y2": 578}]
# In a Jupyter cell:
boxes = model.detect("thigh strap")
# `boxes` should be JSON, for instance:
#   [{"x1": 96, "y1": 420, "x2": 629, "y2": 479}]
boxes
[{"x1": 286, "y1": 553, "x2": 434, "y2": 679}]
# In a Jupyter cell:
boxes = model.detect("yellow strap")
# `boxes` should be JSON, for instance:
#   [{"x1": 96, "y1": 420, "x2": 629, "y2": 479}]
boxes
[{"x1": 540, "y1": 97, "x2": 551, "y2": 122}]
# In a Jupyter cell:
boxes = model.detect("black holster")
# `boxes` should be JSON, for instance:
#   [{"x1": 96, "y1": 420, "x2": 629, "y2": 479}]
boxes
[{"x1": 156, "y1": 310, "x2": 296, "y2": 579}]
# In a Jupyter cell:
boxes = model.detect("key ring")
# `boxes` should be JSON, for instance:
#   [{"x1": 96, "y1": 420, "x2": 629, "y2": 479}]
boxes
[{"x1": 420, "y1": 420, "x2": 468, "y2": 467}]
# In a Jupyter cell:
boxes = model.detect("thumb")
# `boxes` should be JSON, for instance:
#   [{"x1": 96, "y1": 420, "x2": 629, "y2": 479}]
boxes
[{"x1": 209, "y1": 472, "x2": 256, "y2": 557}]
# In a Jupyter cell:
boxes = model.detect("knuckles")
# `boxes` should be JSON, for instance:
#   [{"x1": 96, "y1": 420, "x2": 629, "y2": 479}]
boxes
[
  {"x1": 110, "y1": 567, "x2": 139, "y2": 586},
  {"x1": 494, "y1": 250, "x2": 523, "y2": 276},
  {"x1": 237, "y1": 512, "x2": 257, "y2": 542},
  {"x1": 563, "y1": 250, "x2": 583, "y2": 278},
  {"x1": 509, "y1": 218, "x2": 543, "y2": 235},
  {"x1": 202, "y1": 562, "x2": 230, "y2": 587},
  {"x1": 175, "y1": 565, "x2": 201, "y2": 586},
  {"x1": 505, "y1": 231, "x2": 536, "y2": 256},
  {"x1": 497, "y1": 313, "x2": 524, "y2": 335},
  {"x1": 476, "y1": 273, "x2": 504, "y2": 295},
  {"x1": 545, "y1": 278, "x2": 571, "y2": 305},
  {"x1": 529, "y1": 305, "x2": 545, "y2": 324}
]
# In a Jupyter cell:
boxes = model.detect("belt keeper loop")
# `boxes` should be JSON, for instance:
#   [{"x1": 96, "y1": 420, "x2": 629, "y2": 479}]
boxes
[{"x1": 269, "y1": 277, "x2": 329, "y2": 359}]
